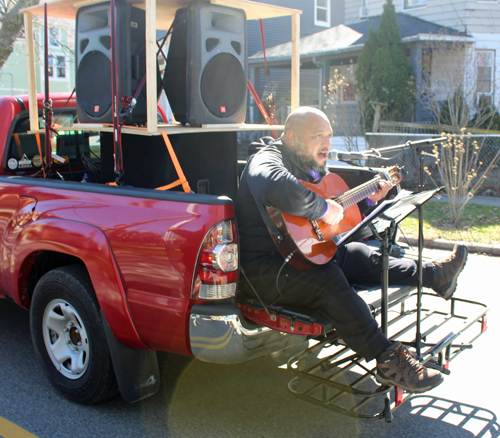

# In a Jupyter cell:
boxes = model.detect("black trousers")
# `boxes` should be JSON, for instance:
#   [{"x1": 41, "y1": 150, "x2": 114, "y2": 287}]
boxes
[{"x1": 241, "y1": 242, "x2": 434, "y2": 362}]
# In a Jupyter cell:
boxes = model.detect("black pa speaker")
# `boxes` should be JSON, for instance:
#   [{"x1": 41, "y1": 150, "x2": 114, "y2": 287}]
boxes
[
  {"x1": 163, "y1": 3, "x2": 247, "y2": 126},
  {"x1": 75, "y1": 0, "x2": 149, "y2": 124}
]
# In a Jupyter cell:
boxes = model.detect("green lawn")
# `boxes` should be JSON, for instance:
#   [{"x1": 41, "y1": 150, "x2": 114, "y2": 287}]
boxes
[{"x1": 400, "y1": 201, "x2": 500, "y2": 245}]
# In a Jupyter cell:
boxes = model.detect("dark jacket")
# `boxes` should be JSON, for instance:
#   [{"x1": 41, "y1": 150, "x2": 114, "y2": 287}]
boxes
[{"x1": 235, "y1": 139, "x2": 327, "y2": 265}]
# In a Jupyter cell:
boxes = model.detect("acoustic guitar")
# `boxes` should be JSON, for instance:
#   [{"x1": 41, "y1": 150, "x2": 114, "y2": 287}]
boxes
[{"x1": 266, "y1": 166, "x2": 403, "y2": 270}]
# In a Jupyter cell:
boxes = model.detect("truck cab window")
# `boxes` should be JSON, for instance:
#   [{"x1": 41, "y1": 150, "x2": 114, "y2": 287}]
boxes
[{"x1": 6, "y1": 112, "x2": 101, "y2": 181}]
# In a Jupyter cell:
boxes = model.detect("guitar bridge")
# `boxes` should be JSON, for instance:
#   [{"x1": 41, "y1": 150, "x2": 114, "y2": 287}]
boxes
[{"x1": 310, "y1": 220, "x2": 324, "y2": 241}]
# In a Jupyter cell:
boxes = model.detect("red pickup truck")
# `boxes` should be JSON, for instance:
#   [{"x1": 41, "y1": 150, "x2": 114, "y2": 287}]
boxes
[
  {"x1": 1, "y1": 93, "x2": 489, "y2": 421},
  {"x1": 0, "y1": 92, "x2": 317, "y2": 404}
]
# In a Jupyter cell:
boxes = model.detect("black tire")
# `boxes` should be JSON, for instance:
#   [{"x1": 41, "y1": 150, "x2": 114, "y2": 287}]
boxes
[{"x1": 30, "y1": 265, "x2": 118, "y2": 404}]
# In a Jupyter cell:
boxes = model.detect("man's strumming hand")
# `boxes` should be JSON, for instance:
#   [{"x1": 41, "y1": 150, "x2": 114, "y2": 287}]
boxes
[{"x1": 322, "y1": 199, "x2": 344, "y2": 226}]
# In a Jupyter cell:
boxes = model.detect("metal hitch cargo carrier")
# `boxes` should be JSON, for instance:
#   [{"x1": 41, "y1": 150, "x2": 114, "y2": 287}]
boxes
[
  {"x1": 240, "y1": 266, "x2": 488, "y2": 421},
  {"x1": 286, "y1": 291, "x2": 488, "y2": 421}
]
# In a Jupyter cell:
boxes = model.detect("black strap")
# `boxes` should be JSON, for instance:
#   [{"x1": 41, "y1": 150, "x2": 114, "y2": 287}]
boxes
[
  {"x1": 245, "y1": 153, "x2": 284, "y2": 243},
  {"x1": 14, "y1": 96, "x2": 26, "y2": 113},
  {"x1": 256, "y1": 196, "x2": 283, "y2": 242}
]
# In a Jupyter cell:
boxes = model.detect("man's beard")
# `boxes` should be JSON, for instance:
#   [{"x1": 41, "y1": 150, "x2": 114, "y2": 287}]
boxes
[
  {"x1": 299, "y1": 155, "x2": 326, "y2": 173},
  {"x1": 295, "y1": 147, "x2": 327, "y2": 173},
  {"x1": 294, "y1": 140, "x2": 327, "y2": 173}
]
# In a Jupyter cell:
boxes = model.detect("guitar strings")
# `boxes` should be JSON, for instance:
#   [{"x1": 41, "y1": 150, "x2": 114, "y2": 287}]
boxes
[
  {"x1": 337, "y1": 176, "x2": 382, "y2": 209},
  {"x1": 335, "y1": 168, "x2": 399, "y2": 210}
]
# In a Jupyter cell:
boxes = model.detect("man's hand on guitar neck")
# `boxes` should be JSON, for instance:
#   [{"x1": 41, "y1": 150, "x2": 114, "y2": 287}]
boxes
[
  {"x1": 320, "y1": 178, "x2": 391, "y2": 227},
  {"x1": 322, "y1": 199, "x2": 344, "y2": 226},
  {"x1": 368, "y1": 180, "x2": 392, "y2": 203}
]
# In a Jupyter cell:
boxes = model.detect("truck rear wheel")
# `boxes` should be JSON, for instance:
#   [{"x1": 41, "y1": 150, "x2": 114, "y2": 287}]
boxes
[{"x1": 30, "y1": 265, "x2": 118, "y2": 404}]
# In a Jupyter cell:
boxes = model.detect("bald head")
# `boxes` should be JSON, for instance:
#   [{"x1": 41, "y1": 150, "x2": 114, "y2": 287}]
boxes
[
  {"x1": 281, "y1": 107, "x2": 333, "y2": 173},
  {"x1": 284, "y1": 107, "x2": 330, "y2": 137}
]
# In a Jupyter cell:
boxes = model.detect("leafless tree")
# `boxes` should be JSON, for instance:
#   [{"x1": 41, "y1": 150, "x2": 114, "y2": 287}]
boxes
[
  {"x1": 419, "y1": 38, "x2": 497, "y2": 131},
  {"x1": 0, "y1": 0, "x2": 39, "y2": 70},
  {"x1": 417, "y1": 37, "x2": 500, "y2": 223},
  {"x1": 323, "y1": 67, "x2": 363, "y2": 152},
  {"x1": 425, "y1": 130, "x2": 500, "y2": 224}
]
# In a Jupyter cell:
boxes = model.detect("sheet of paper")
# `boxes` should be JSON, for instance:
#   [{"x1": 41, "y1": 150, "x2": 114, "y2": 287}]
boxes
[{"x1": 334, "y1": 187, "x2": 442, "y2": 247}]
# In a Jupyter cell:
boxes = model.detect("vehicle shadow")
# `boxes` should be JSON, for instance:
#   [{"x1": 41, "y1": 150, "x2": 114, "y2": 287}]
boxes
[
  {"x1": 402, "y1": 395, "x2": 500, "y2": 438},
  {"x1": 150, "y1": 352, "x2": 500, "y2": 438},
  {"x1": 2, "y1": 298, "x2": 497, "y2": 438}
]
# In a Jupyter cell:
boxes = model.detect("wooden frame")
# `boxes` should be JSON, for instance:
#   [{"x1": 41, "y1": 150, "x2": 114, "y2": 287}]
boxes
[
  {"x1": 23, "y1": 11, "x2": 39, "y2": 132},
  {"x1": 21, "y1": 0, "x2": 302, "y2": 135}
]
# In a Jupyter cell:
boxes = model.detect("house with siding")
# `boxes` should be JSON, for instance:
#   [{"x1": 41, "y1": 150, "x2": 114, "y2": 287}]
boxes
[
  {"x1": 0, "y1": 18, "x2": 74, "y2": 96},
  {"x1": 246, "y1": 0, "x2": 344, "y2": 124},
  {"x1": 249, "y1": 0, "x2": 500, "y2": 130},
  {"x1": 345, "y1": 0, "x2": 500, "y2": 109}
]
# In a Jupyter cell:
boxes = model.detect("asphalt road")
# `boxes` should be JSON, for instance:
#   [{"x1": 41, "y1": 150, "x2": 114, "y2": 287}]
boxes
[{"x1": 1, "y1": 249, "x2": 499, "y2": 438}]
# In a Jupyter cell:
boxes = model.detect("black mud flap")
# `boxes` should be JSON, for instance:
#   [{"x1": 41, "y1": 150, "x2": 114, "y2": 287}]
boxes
[{"x1": 101, "y1": 311, "x2": 160, "y2": 403}]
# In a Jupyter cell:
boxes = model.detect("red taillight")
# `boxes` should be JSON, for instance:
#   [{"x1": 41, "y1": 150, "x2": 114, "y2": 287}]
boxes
[
  {"x1": 192, "y1": 219, "x2": 238, "y2": 300},
  {"x1": 481, "y1": 315, "x2": 488, "y2": 333}
]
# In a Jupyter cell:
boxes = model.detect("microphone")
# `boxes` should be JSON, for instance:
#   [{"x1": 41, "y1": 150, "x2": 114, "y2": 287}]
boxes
[{"x1": 328, "y1": 149, "x2": 369, "y2": 161}]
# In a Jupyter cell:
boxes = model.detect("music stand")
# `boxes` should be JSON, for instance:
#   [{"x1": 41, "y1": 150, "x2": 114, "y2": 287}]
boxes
[
  {"x1": 337, "y1": 186, "x2": 443, "y2": 335},
  {"x1": 334, "y1": 186, "x2": 443, "y2": 419}
]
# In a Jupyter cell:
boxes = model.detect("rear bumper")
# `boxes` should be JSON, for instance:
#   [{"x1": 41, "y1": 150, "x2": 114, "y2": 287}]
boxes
[{"x1": 189, "y1": 304, "x2": 307, "y2": 364}]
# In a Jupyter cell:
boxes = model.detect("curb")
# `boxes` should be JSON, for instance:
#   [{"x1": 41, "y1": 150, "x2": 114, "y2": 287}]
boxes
[{"x1": 397, "y1": 237, "x2": 500, "y2": 257}]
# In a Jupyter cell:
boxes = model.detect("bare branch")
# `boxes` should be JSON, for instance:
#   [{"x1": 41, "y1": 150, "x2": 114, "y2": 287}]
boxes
[
  {"x1": 324, "y1": 66, "x2": 363, "y2": 151},
  {"x1": 419, "y1": 39, "x2": 497, "y2": 132},
  {"x1": 0, "y1": 0, "x2": 39, "y2": 70}
]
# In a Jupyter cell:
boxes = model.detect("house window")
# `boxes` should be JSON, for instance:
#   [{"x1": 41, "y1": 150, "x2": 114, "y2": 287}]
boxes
[
  {"x1": 49, "y1": 27, "x2": 60, "y2": 47},
  {"x1": 47, "y1": 55, "x2": 66, "y2": 78},
  {"x1": 360, "y1": 0, "x2": 369, "y2": 18},
  {"x1": 476, "y1": 50, "x2": 495, "y2": 105},
  {"x1": 326, "y1": 65, "x2": 357, "y2": 104},
  {"x1": 343, "y1": 83, "x2": 355, "y2": 101},
  {"x1": 56, "y1": 56, "x2": 66, "y2": 78},
  {"x1": 315, "y1": 0, "x2": 330, "y2": 28},
  {"x1": 403, "y1": 0, "x2": 427, "y2": 10}
]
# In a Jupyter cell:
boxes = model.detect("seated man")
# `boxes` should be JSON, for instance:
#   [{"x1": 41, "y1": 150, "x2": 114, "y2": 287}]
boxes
[{"x1": 235, "y1": 107, "x2": 467, "y2": 394}]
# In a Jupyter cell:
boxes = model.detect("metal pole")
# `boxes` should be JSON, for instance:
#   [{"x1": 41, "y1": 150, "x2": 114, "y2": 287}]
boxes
[
  {"x1": 372, "y1": 137, "x2": 447, "y2": 155},
  {"x1": 43, "y1": 4, "x2": 52, "y2": 171},
  {"x1": 416, "y1": 150, "x2": 425, "y2": 357},
  {"x1": 381, "y1": 231, "x2": 389, "y2": 336}
]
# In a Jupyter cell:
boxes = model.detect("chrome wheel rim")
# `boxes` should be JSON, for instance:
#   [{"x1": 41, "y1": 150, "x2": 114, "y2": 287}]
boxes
[{"x1": 42, "y1": 299, "x2": 90, "y2": 379}]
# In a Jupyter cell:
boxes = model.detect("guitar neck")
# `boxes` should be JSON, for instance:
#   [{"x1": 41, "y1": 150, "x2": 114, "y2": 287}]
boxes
[{"x1": 336, "y1": 176, "x2": 383, "y2": 210}]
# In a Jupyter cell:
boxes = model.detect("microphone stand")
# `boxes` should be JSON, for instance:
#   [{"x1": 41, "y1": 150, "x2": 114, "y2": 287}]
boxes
[
  {"x1": 367, "y1": 137, "x2": 446, "y2": 358},
  {"x1": 367, "y1": 137, "x2": 447, "y2": 156}
]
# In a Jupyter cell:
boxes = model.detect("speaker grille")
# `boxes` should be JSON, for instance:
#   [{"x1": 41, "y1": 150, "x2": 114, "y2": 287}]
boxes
[
  {"x1": 76, "y1": 51, "x2": 112, "y2": 118},
  {"x1": 200, "y1": 53, "x2": 245, "y2": 119}
]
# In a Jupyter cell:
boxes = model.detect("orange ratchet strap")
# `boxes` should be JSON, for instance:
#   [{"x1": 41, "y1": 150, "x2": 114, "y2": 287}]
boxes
[
  {"x1": 13, "y1": 133, "x2": 22, "y2": 157},
  {"x1": 35, "y1": 133, "x2": 46, "y2": 178},
  {"x1": 155, "y1": 131, "x2": 191, "y2": 193}
]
